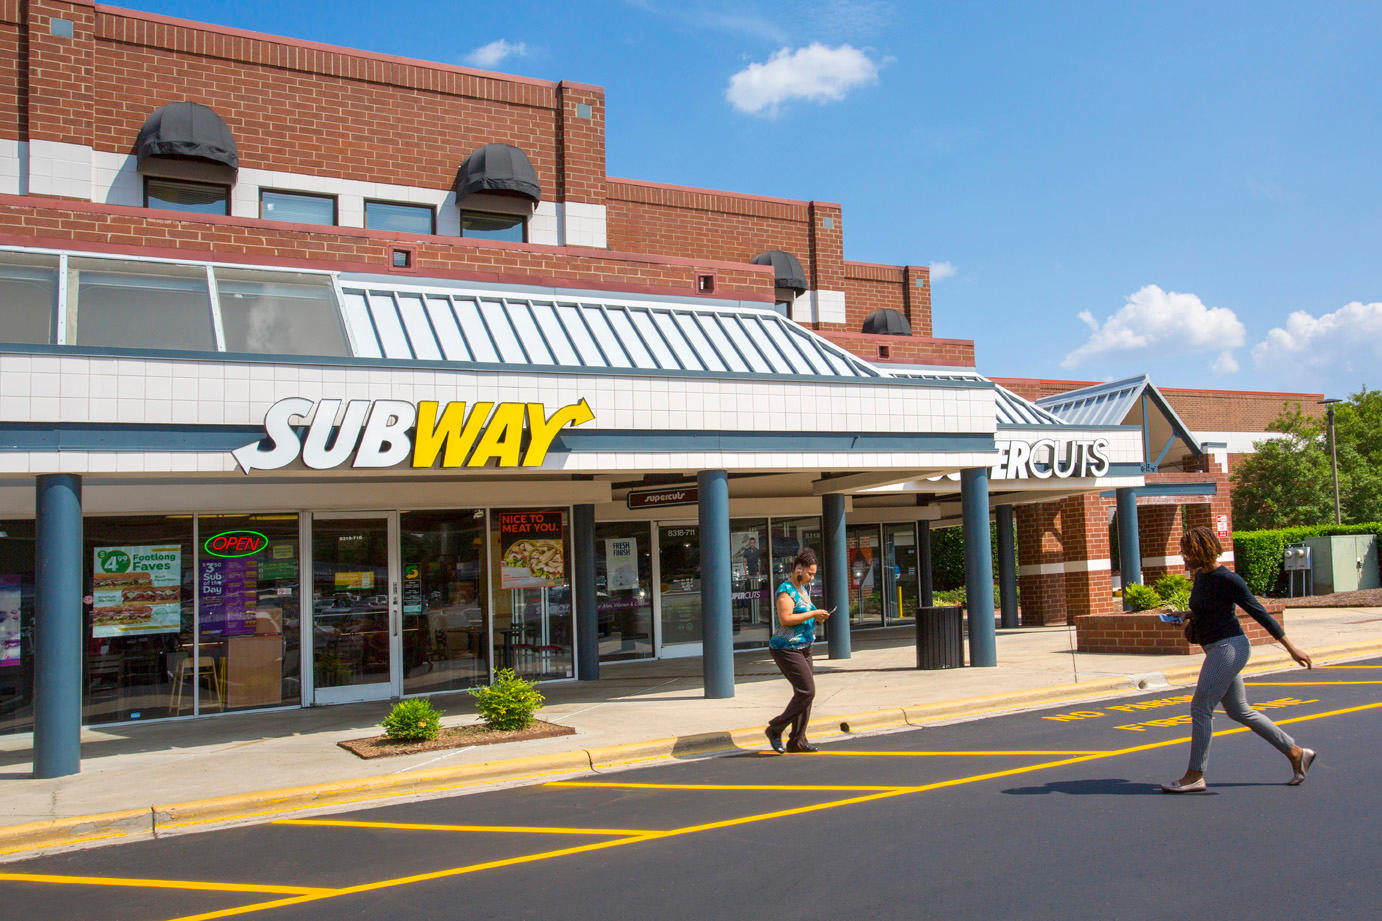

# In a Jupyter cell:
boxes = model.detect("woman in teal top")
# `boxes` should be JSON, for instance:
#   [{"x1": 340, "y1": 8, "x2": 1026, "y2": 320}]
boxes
[{"x1": 765, "y1": 548, "x2": 833, "y2": 753}]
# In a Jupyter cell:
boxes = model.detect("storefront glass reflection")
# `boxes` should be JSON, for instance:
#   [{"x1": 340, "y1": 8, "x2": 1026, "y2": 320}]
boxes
[
  {"x1": 0, "y1": 522, "x2": 36, "y2": 735},
  {"x1": 846, "y1": 525, "x2": 884, "y2": 628},
  {"x1": 594, "y1": 522, "x2": 653, "y2": 661},
  {"x1": 730, "y1": 518, "x2": 771, "y2": 649},
  {"x1": 491, "y1": 509, "x2": 572, "y2": 681},
  {"x1": 311, "y1": 517, "x2": 390, "y2": 691},
  {"x1": 658, "y1": 525, "x2": 701, "y2": 646},
  {"x1": 401, "y1": 509, "x2": 489, "y2": 693},
  {"x1": 769, "y1": 516, "x2": 824, "y2": 638},
  {"x1": 884, "y1": 523, "x2": 919, "y2": 623}
]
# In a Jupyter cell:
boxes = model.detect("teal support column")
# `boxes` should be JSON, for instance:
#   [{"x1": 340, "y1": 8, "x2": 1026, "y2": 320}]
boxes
[
  {"x1": 1116, "y1": 487, "x2": 1142, "y2": 608},
  {"x1": 996, "y1": 505, "x2": 1018, "y2": 629},
  {"x1": 918, "y1": 520, "x2": 933, "y2": 608},
  {"x1": 822, "y1": 493, "x2": 850, "y2": 659},
  {"x1": 573, "y1": 504, "x2": 598, "y2": 681},
  {"x1": 961, "y1": 468, "x2": 996, "y2": 667},
  {"x1": 698, "y1": 469, "x2": 733, "y2": 698},
  {"x1": 34, "y1": 474, "x2": 83, "y2": 778}
]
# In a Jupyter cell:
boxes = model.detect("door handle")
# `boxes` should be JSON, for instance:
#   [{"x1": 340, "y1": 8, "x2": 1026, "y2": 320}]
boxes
[{"x1": 392, "y1": 581, "x2": 400, "y2": 636}]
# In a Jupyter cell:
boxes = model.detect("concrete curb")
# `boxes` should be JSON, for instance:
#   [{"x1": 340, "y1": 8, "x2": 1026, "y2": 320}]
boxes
[{"x1": 4, "y1": 640, "x2": 1379, "y2": 858}]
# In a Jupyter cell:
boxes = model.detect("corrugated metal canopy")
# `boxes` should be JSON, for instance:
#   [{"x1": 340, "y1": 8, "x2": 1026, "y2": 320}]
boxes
[
  {"x1": 890, "y1": 369, "x2": 1060, "y2": 423},
  {"x1": 1036, "y1": 374, "x2": 1202, "y2": 460},
  {"x1": 336, "y1": 281, "x2": 885, "y2": 378}
]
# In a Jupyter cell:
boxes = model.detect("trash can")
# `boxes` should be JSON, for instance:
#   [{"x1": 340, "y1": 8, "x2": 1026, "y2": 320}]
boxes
[{"x1": 916, "y1": 605, "x2": 965, "y2": 669}]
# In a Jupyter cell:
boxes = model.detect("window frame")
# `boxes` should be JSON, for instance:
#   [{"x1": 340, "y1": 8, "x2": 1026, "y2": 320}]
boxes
[
  {"x1": 143, "y1": 176, "x2": 232, "y2": 216},
  {"x1": 259, "y1": 188, "x2": 339, "y2": 227},
  {"x1": 459, "y1": 209, "x2": 529, "y2": 243},
  {"x1": 365, "y1": 199, "x2": 437, "y2": 235}
]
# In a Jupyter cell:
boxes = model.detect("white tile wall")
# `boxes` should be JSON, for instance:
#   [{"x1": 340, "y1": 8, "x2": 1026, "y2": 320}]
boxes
[
  {"x1": 27, "y1": 140, "x2": 92, "y2": 200},
  {"x1": 0, "y1": 139, "x2": 24, "y2": 196}
]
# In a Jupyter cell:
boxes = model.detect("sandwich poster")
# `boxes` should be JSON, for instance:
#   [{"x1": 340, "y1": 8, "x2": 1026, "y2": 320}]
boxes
[
  {"x1": 499, "y1": 511, "x2": 565, "y2": 589},
  {"x1": 92, "y1": 545, "x2": 183, "y2": 638},
  {"x1": 0, "y1": 575, "x2": 20, "y2": 666}
]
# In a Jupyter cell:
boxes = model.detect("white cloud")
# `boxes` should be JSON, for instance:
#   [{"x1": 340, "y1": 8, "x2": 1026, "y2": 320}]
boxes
[
  {"x1": 464, "y1": 40, "x2": 528, "y2": 70},
  {"x1": 930, "y1": 261, "x2": 956, "y2": 282},
  {"x1": 1251, "y1": 301, "x2": 1382, "y2": 375},
  {"x1": 1061, "y1": 284, "x2": 1246, "y2": 370},
  {"x1": 726, "y1": 44, "x2": 880, "y2": 116}
]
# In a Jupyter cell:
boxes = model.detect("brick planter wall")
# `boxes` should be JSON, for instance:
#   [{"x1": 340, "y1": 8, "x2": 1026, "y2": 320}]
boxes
[{"x1": 1073, "y1": 600, "x2": 1286, "y2": 655}]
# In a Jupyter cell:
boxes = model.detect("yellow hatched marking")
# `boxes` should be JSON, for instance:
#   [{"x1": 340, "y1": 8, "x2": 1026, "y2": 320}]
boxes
[
  {"x1": 0, "y1": 873, "x2": 332, "y2": 896},
  {"x1": 155, "y1": 699, "x2": 1382, "y2": 921},
  {"x1": 274, "y1": 818, "x2": 651, "y2": 836},
  {"x1": 547, "y1": 781, "x2": 905, "y2": 792},
  {"x1": 1245, "y1": 681, "x2": 1382, "y2": 686}
]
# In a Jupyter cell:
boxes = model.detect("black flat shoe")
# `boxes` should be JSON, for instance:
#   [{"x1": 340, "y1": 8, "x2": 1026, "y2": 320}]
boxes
[
  {"x1": 786, "y1": 742, "x2": 819, "y2": 753},
  {"x1": 765, "y1": 726, "x2": 785, "y2": 754}
]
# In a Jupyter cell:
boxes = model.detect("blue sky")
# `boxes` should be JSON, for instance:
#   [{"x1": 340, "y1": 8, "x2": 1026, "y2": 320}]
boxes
[{"x1": 131, "y1": 1, "x2": 1381, "y2": 399}]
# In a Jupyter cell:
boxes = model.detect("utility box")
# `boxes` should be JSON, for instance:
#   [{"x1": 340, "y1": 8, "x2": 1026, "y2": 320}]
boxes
[{"x1": 1302, "y1": 534, "x2": 1379, "y2": 594}]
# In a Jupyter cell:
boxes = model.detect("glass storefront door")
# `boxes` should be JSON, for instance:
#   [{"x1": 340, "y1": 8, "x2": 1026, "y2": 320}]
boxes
[
  {"x1": 657, "y1": 523, "x2": 702, "y2": 655},
  {"x1": 883, "y1": 523, "x2": 919, "y2": 624},
  {"x1": 401, "y1": 509, "x2": 490, "y2": 694},
  {"x1": 309, "y1": 513, "x2": 399, "y2": 704},
  {"x1": 846, "y1": 524, "x2": 884, "y2": 628}
]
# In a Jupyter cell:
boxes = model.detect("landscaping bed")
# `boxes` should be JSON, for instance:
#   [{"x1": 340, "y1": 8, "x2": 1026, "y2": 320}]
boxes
[
  {"x1": 1074, "y1": 600, "x2": 1286, "y2": 655},
  {"x1": 338, "y1": 719, "x2": 575, "y2": 759}
]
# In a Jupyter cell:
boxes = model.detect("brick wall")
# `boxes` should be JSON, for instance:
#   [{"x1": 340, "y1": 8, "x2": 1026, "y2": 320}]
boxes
[
  {"x1": 818, "y1": 331, "x2": 975, "y2": 367},
  {"x1": 843, "y1": 261, "x2": 932, "y2": 337},
  {"x1": 0, "y1": 195, "x2": 775, "y2": 300},
  {"x1": 1016, "y1": 494, "x2": 1118, "y2": 626},
  {"x1": 26, "y1": 0, "x2": 96, "y2": 150},
  {"x1": 1, "y1": 2, "x2": 23, "y2": 140},
  {"x1": 1075, "y1": 604, "x2": 1285, "y2": 655}
]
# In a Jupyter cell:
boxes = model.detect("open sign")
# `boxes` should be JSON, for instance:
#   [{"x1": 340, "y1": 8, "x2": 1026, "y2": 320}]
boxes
[{"x1": 204, "y1": 530, "x2": 270, "y2": 558}]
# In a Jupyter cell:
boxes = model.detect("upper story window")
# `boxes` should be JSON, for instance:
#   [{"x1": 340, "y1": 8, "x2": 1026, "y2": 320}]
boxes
[
  {"x1": 261, "y1": 190, "x2": 337, "y2": 226},
  {"x1": 70, "y1": 258, "x2": 216, "y2": 351},
  {"x1": 216, "y1": 269, "x2": 348, "y2": 356},
  {"x1": 460, "y1": 208, "x2": 527, "y2": 242},
  {"x1": 0, "y1": 251, "x2": 59, "y2": 344},
  {"x1": 365, "y1": 200, "x2": 436, "y2": 235},
  {"x1": 454, "y1": 144, "x2": 540, "y2": 244},
  {"x1": 144, "y1": 177, "x2": 230, "y2": 216}
]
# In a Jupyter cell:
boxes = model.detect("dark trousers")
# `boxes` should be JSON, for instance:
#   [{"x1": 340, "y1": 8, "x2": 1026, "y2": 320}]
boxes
[{"x1": 768, "y1": 646, "x2": 815, "y2": 746}]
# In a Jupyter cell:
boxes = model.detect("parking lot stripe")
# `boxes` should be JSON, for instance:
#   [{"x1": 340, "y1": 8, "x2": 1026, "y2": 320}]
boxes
[
  {"x1": 1244, "y1": 681, "x2": 1382, "y2": 686},
  {"x1": 799, "y1": 750, "x2": 1109, "y2": 757},
  {"x1": 0, "y1": 872, "x2": 333, "y2": 895},
  {"x1": 274, "y1": 819, "x2": 652, "y2": 836},
  {"x1": 546, "y1": 781, "x2": 907, "y2": 792}
]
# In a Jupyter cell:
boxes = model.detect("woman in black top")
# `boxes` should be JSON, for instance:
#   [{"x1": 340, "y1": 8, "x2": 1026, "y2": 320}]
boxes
[{"x1": 1161, "y1": 527, "x2": 1315, "y2": 793}]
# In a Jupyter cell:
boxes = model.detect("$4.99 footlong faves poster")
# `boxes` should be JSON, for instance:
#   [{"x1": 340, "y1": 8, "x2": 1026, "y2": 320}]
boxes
[
  {"x1": 92, "y1": 545, "x2": 183, "y2": 637},
  {"x1": 499, "y1": 511, "x2": 565, "y2": 589}
]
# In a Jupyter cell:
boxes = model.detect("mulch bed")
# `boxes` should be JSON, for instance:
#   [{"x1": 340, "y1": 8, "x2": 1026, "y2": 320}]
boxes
[
  {"x1": 1280, "y1": 589, "x2": 1382, "y2": 608},
  {"x1": 338, "y1": 719, "x2": 575, "y2": 759}
]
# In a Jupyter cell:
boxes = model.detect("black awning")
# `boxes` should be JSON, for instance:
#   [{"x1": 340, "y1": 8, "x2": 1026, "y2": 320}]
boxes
[
  {"x1": 750, "y1": 250, "x2": 807, "y2": 294},
  {"x1": 454, "y1": 143, "x2": 541, "y2": 203},
  {"x1": 136, "y1": 102, "x2": 239, "y2": 172},
  {"x1": 862, "y1": 308, "x2": 912, "y2": 336}
]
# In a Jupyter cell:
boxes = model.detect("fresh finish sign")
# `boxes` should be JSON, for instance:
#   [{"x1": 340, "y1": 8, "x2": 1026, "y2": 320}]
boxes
[{"x1": 233, "y1": 398, "x2": 594, "y2": 473}]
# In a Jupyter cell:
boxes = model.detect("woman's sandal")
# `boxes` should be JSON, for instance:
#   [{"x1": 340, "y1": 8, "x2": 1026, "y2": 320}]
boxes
[
  {"x1": 1159, "y1": 777, "x2": 1207, "y2": 793},
  {"x1": 1288, "y1": 748, "x2": 1316, "y2": 786}
]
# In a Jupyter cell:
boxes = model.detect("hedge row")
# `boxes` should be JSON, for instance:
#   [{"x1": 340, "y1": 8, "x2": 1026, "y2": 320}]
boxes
[
  {"x1": 930, "y1": 522, "x2": 1015, "y2": 591},
  {"x1": 1232, "y1": 522, "x2": 1382, "y2": 596}
]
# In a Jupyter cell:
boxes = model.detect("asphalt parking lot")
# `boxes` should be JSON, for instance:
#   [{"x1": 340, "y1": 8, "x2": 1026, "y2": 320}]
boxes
[{"x1": 4, "y1": 658, "x2": 1379, "y2": 921}]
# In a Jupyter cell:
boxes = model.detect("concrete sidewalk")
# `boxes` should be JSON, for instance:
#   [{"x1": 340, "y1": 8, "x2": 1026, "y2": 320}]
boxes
[{"x1": 3, "y1": 605, "x2": 1380, "y2": 856}]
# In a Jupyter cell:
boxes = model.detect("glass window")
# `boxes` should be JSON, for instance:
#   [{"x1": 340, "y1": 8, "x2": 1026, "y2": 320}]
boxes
[
  {"x1": 0, "y1": 521, "x2": 37, "y2": 737},
  {"x1": 197, "y1": 514, "x2": 301, "y2": 712},
  {"x1": 491, "y1": 509, "x2": 572, "y2": 681},
  {"x1": 366, "y1": 200, "x2": 435, "y2": 234},
  {"x1": 311, "y1": 517, "x2": 391, "y2": 692},
  {"x1": 0, "y1": 252, "x2": 58, "y2": 344},
  {"x1": 70, "y1": 257, "x2": 215, "y2": 351},
  {"x1": 846, "y1": 524, "x2": 885, "y2": 629},
  {"x1": 461, "y1": 210, "x2": 526, "y2": 242},
  {"x1": 730, "y1": 519, "x2": 771, "y2": 650},
  {"x1": 214, "y1": 268, "x2": 348, "y2": 356},
  {"x1": 657, "y1": 524, "x2": 700, "y2": 647},
  {"x1": 261, "y1": 190, "x2": 336, "y2": 226},
  {"x1": 594, "y1": 522, "x2": 653, "y2": 662},
  {"x1": 884, "y1": 523, "x2": 919, "y2": 624},
  {"x1": 401, "y1": 509, "x2": 490, "y2": 694},
  {"x1": 145, "y1": 178, "x2": 230, "y2": 216},
  {"x1": 84, "y1": 515, "x2": 195, "y2": 725}
]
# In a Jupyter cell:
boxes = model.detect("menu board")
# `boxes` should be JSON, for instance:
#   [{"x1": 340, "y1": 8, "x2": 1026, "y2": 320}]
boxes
[
  {"x1": 199, "y1": 558, "x2": 259, "y2": 637},
  {"x1": 92, "y1": 545, "x2": 183, "y2": 637},
  {"x1": 0, "y1": 575, "x2": 19, "y2": 666},
  {"x1": 605, "y1": 537, "x2": 639, "y2": 591},
  {"x1": 499, "y1": 511, "x2": 565, "y2": 589}
]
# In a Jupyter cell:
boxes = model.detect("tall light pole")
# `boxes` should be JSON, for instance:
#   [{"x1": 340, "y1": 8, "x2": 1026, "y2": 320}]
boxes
[{"x1": 1320, "y1": 398, "x2": 1342, "y2": 525}]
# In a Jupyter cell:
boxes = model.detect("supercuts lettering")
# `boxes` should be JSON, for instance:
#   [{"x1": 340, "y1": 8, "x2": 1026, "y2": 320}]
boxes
[
  {"x1": 231, "y1": 398, "x2": 594, "y2": 473},
  {"x1": 994, "y1": 438, "x2": 1110, "y2": 479}
]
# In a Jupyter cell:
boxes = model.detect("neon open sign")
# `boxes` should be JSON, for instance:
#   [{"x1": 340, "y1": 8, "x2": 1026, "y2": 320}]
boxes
[{"x1": 204, "y1": 530, "x2": 270, "y2": 558}]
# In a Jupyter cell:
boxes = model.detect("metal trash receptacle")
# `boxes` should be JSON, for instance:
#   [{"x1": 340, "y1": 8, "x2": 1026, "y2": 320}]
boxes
[{"x1": 916, "y1": 605, "x2": 965, "y2": 669}]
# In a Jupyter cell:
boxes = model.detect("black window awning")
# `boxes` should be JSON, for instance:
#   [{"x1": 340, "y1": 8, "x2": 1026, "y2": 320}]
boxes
[
  {"x1": 751, "y1": 250, "x2": 807, "y2": 294},
  {"x1": 136, "y1": 102, "x2": 239, "y2": 172},
  {"x1": 454, "y1": 143, "x2": 541, "y2": 203},
  {"x1": 862, "y1": 308, "x2": 912, "y2": 336}
]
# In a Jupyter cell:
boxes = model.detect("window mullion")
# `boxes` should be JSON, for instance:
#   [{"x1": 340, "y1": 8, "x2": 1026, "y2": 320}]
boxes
[{"x1": 206, "y1": 265, "x2": 227, "y2": 351}]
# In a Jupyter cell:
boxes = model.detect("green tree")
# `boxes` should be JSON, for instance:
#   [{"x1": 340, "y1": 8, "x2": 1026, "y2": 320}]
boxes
[{"x1": 1231, "y1": 389, "x2": 1382, "y2": 530}]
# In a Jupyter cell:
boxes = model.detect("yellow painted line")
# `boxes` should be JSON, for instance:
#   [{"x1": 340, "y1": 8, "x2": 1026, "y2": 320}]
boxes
[
  {"x1": 157, "y1": 699, "x2": 1382, "y2": 921},
  {"x1": 547, "y1": 781, "x2": 906, "y2": 792},
  {"x1": 274, "y1": 818, "x2": 651, "y2": 836},
  {"x1": 1314, "y1": 664, "x2": 1382, "y2": 668},
  {"x1": 799, "y1": 750, "x2": 1109, "y2": 757},
  {"x1": 0, "y1": 831, "x2": 127, "y2": 857},
  {"x1": 0, "y1": 872, "x2": 333, "y2": 896},
  {"x1": 1245, "y1": 681, "x2": 1382, "y2": 686}
]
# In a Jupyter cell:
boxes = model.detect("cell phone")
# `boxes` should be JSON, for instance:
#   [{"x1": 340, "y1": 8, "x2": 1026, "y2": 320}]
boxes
[
  {"x1": 1157, "y1": 613, "x2": 1183, "y2": 625},
  {"x1": 826, "y1": 607, "x2": 837, "y2": 616}
]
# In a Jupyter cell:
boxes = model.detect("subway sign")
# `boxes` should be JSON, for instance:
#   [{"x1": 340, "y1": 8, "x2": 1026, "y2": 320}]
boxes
[{"x1": 232, "y1": 398, "x2": 594, "y2": 473}]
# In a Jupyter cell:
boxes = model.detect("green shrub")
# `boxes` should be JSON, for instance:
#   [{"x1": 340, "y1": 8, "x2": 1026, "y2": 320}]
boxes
[
  {"x1": 1122, "y1": 583, "x2": 1161, "y2": 612},
  {"x1": 929, "y1": 520, "x2": 1018, "y2": 592},
  {"x1": 1233, "y1": 522, "x2": 1382, "y2": 596},
  {"x1": 468, "y1": 668, "x2": 545, "y2": 731},
  {"x1": 1153, "y1": 573, "x2": 1192, "y2": 611},
  {"x1": 932, "y1": 587, "x2": 966, "y2": 606},
  {"x1": 380, "y1": 697, "x2": 443, "y2": 741}
]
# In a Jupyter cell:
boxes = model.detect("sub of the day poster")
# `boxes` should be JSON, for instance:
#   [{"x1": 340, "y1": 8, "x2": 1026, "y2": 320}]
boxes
[
  {"x1": 199, "y1": 558, "x2": 258, "y2": 637},
  {"x1": 0, "y1": 575, "x2": 20, "y2": 666},
  {"x1": 92, "y1": 545, "x2": 182, "y2": 637},
  {"x1": 605, "y1": 537, "x2": 638, "y2": 591},
  {"x1": 499, "y1": 511, "x2": 565, "y2": 589}
]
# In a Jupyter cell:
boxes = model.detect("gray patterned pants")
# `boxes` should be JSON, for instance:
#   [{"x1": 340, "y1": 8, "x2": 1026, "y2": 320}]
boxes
[{"x1": 1188, "y1": 634, "x2": 1296, "y2": 772}]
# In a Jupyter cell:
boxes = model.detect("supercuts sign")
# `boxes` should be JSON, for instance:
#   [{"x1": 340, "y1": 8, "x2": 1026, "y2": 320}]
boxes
[
  {"x1": 994, "y1": 438, "x2": 1111, "y2": 479},
  {"x1": 232, "y1": 398, "x2": 594, "y2": 473}
]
